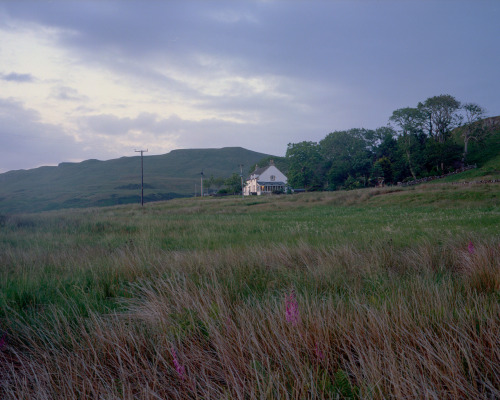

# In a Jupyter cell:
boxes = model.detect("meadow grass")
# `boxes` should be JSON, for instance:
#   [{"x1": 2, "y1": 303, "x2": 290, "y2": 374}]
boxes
[{"x1": 0, "y1": 184, "x2": 499, "y2": 399}]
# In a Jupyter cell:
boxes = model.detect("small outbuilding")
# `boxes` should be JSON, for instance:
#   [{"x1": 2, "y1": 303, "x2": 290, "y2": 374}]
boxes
[{"x1": 243, "y1": 161, "x2": 288, "y2": 195}]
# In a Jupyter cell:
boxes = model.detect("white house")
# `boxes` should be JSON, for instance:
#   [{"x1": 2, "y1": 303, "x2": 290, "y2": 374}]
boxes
[{"x1": 243, "y1": 161, "x2": 288, "y2": 196}]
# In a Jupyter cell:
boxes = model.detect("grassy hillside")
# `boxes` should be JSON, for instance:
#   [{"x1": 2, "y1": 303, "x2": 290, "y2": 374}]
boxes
[
  {"x1": 0, "y1": 185, "x2": 499, "y2": 398},
  {"x1": 0, "y1": 147, "x2": 271, "y2": 214},
  {"x1": 443, "y1": 115, "x2": 500, "y2": 182}
]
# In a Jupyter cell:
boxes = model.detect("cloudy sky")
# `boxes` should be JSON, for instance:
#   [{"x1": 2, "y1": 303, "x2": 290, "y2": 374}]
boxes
[{"x1": 1, "y1": 1, "x2": 499, "y2": 172}]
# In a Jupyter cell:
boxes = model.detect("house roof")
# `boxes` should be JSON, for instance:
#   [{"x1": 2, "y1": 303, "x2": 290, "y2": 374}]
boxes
[{"x1": 250, "y1": 166, "x2": 269, "y2": 177}]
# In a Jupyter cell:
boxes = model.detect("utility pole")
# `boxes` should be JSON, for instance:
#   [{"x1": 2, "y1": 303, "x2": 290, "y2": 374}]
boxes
[
  {"x1": 200, "y1": 170, "x2": 204, "y2": 197},
  {"x1": 135, "y1": 149, "x2": 148, "y2": 206},
  {"x1": 239, "y1": 164, "x2": 244, "y2": 198}
]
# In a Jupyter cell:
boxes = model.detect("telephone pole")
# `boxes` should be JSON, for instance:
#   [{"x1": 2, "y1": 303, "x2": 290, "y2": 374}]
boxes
[
  {"x1": 200, "y1": 170, "x2": 204, "y2": 197},
  {"x1": 239, "y1": 164, "x2": 244, "y2": 198},
  {"x1": 135, "y1": 149, "x2": 148, "y2": 206}
]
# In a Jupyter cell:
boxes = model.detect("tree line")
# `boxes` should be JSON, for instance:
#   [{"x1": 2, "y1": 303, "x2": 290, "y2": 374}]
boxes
[{"x1": 285, "y1": 94, "x2": 493, "y2": 190}]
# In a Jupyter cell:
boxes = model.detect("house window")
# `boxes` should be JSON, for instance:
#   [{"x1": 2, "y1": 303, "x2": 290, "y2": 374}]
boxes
[{"x1": 270, "y1": 175, "x2": 276, "y2": 181}]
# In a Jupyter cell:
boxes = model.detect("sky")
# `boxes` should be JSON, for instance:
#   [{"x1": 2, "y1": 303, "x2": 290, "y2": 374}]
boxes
[{"x1": 0, "y1": 0, "x2": 499, "y2": 172}]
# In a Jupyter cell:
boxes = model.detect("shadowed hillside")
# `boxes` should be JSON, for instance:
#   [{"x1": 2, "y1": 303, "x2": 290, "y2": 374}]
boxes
[{"x1": 0, "y1": 147, "x2": 271, "y2": 214}]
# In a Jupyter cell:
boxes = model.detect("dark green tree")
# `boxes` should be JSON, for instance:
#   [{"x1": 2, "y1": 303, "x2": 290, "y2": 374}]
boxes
[
  {"x1": 224, "y1": 173, "x2": 242, "y2": 194},
  {"x1": 460, "y1": 102, "x2": 487, "y2": 163},
  {"x1": 208, "y1": 175, "x2": 225, "y2": 193},
  {"x1": 373, "y1": 127, "x2": 397, "y2": 156},
  {"x1": 422, "y1": 138, "x2": 462, "y2": 175},
  {"x1": 320, "y1": 129, "x2": 373, "y2": 189},
  {"x1": 285, "y1": 141, "x2": 324, "y2": 190},
  {"x1": 371, "y1": 156, "x2": 394, "y2": 185},
  {"x1": 389, "y1": 107, "x2": 426, "y2": 179},
  {"x1": 418, "y1": 94, "x2": 462, "y2": 143}
]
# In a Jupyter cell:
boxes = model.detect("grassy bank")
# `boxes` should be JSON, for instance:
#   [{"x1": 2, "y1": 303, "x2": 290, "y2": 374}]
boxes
[{"x1": 0, "y1": 185, "x2": 499, "y2": 399}]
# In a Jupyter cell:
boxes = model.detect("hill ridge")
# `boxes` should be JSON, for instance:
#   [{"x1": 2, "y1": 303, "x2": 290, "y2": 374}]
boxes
[{"x1": 0, "y1": 147, "x2": 272, "y2": 214}]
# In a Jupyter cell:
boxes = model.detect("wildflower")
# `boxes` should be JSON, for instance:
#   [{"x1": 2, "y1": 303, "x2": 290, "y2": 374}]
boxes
[
  {"x1": 314, "y1": 342, "x2": 324, "y2": 361},
  {"x1": 285, "y1": 290, "x2": 299, "y2": 326},
  {"x1": 170, "y1": 346, "x2": 185, "y2": 380},
  {"x1": 468, "y1": 241, "x2": 475, "y2": 255}
]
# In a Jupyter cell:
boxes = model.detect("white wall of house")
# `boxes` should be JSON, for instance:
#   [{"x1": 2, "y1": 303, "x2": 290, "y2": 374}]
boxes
[{"x1": 244, "y1": 178, "x2": 261, "y2": 195}]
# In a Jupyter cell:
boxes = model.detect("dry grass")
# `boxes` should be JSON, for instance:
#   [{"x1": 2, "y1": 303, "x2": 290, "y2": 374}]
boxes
[
  {"x1": 1, "y1": 186, "x2": 498, "y2": 398},
  {"x1": 1, "y1": 240, "x2": 498, "y2": 399}
]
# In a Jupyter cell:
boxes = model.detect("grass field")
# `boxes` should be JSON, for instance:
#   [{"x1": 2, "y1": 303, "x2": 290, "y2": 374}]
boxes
[{"x1": 0, "y1": 184, "x2": 499, "y2": 399}]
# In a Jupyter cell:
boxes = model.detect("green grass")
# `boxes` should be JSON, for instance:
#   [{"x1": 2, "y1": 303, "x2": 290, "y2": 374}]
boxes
[
  {"x1": 1, "y1": 185, "x2": 498, "y2": 318},
  {"x1": 0, "y1": 185, "x2": 498, "y2": 399}
]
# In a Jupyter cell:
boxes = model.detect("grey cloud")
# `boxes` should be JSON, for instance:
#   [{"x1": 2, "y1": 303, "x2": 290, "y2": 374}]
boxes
[
  {"x1": 79, "y1": 112, "x2": 251, "y2": 142},
  {"x1": 80, "y1": 112, "x2": 178, "y2": 137},
  {"x1": 0, "y1": 98, "x2": 90, "y2": 171},
  {"x1": 4, "y1": 1, "x2": 497, "y2": 126},
  {"x1": 51, "y1": 86, "x2": 89, "y2": 101},
  {"x1": 1, "y1": 72, "x2": 35, "y2": 82},
  {"x1": 3, "y1": 2, "x2": 499, "y2": 81},
  {"x1": 78, "y1": 110, "x2": 316, "y2": 157}
]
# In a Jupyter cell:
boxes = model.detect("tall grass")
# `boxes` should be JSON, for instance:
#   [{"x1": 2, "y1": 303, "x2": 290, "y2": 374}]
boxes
[{"x1": 0, "y1": 186, "x2": 499, "y2": 398}]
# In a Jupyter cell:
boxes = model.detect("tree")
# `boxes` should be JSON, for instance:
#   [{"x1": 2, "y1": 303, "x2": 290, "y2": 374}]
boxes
[
  {"x1": 224, "y1": 173, "x2": 242, "y2": 194},
  {"x1": 418, "y1": 94, "x2": 462, "y2": 143},
  {"x1": 285, "y1": 141, "x2": 324, "y2": 190},
  {"x1": 320, "y1": 129, "x2": 373, "y2": 189},
  {"x1": 373, "y1": 127, "x2": 397, "y2": 157},
  {"x1": 460, "y1": 102, "x2": 487, "y2": 163},
  {"x1": 422, "y1": 138, "x2": 462, "y2": 175},
  {"x1": 389, "y1": 107, "x2": 426, "y2": 179},
  {"x1": 371, "y1": 156, "x2": 393, "y2": 185},
  {"x1": 208, "y1": 175, "x2": 225, "y2": 193}
]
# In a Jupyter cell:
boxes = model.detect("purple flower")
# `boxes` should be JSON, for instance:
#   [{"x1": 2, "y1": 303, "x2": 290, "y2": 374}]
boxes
[
  {"x1": 170, "y1": 346, "x2": 185, "y2": 380},
  {"x1": 285, "y1": 290, "x2": 299, "y2": 326},
  {"x1": 468, "y1": 241, "x2": 475, "y2": 255}
]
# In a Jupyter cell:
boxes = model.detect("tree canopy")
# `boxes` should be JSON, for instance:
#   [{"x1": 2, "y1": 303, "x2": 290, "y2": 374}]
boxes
[{"x1": 284, "y1": 94, "x2": 494, "y2": 190}]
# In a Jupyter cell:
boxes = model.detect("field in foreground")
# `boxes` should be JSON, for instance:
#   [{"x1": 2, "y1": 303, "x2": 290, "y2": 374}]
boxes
[{"x1": 0, "y1": 184, "x2": 499, "y2": 399}]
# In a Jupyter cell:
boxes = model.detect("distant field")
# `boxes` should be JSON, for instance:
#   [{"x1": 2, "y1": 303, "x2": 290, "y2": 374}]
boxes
[
  {"x1": 0, "y1": 147, "x2": 271, "y2": 214},
  {"x1": 0, "y1": 185, "x2": 499, "y2": 399}
]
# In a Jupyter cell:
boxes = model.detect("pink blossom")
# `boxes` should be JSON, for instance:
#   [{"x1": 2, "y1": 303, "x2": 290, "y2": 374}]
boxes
[
  {"x1": 170, "y1": 346, "x2": 185, "y2": 380},
  {"x1": 468, "y1": 241, "x2": 475, "y2": 255},
  {"x1": 285, "y1": 290, "x2": 299, "y2": 326}
]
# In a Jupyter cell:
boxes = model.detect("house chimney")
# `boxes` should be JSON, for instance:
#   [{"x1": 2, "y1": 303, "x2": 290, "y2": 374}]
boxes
[{"x1": 269, "y1": 159, "x2": 274, "y2": 166}]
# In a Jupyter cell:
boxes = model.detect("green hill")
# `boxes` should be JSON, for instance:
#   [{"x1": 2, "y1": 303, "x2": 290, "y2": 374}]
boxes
[
  {"x1": 440, "y1": 116, "x2": 500, "y2": 183},
  {"x1": 0, "y1": 147, "x2": 271, "y2": 214}
]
